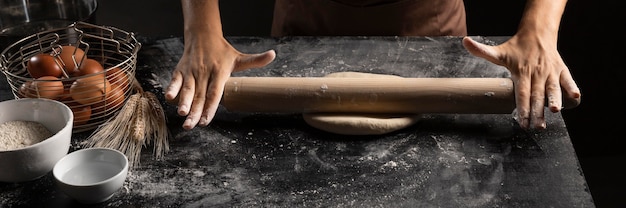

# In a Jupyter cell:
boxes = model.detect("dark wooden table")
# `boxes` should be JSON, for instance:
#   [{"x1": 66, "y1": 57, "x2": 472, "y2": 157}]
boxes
[{"x1": 0, "y1": 36, "x2": 594, "y2": 207}]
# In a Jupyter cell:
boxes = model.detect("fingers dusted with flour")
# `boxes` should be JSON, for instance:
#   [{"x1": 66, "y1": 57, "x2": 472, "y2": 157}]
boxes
[
  {"x1": 166, "y1": 0, "x2": 276, "y2": 130},
  {"x1": 462, "y1": 41, "x2": 579, "y2": 129},
  {"x1": 461, "y1": 0, "x2": 580, "y2": 130}
]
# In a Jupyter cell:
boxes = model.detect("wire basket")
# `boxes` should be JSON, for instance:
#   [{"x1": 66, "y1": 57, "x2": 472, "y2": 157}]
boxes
[{"x1": 0, "y1": 22, "x2": 141, "y2": 133}]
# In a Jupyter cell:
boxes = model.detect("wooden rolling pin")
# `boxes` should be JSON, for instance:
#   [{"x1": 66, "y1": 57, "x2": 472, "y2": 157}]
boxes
[{"x1": 221, "y1": 77, "x2": 579, "y2": 114}]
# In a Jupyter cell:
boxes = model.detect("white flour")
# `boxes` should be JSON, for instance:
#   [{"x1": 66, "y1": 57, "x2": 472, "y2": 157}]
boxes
[{"x1": 0, "y1": 121, "x2": 53, "y2": 151}]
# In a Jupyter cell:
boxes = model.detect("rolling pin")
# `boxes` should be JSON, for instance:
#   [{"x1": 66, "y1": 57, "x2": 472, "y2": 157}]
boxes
[{"x1": 221, "y1": 77, "x2": 580, "y2": 114}]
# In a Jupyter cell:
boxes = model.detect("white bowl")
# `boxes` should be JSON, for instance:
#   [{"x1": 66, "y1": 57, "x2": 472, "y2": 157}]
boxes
[
  {"x1": 53, "y1": 147, "x2": 128, "y2": 204},
  {"x1": 0, "y1": 98, "x2": 73, "y2": 182}
]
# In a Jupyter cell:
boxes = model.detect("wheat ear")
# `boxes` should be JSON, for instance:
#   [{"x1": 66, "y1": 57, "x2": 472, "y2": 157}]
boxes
[
  {"x1": 82, "y1": 75, "x2": 170, "y2": 169},
  {"x1": 144, "y1": 91, "x2": 169, "y2": 160},
  {"x1": 83, "y1": 92, "x2": 144, "y2": 167}
]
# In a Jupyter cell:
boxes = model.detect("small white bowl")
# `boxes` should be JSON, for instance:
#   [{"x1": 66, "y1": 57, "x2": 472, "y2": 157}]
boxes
[
  {"x1": 0, "y1": 98, "x2": 73, "y2": 182},
  {"x1": 53, "y1": 147, "x2": 128, "y2": 204}
]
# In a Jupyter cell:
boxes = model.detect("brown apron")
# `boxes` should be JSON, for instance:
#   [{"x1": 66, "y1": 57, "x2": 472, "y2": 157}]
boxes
[{"x1": 270, "y1": 0, "x2": 467, "y2": 37}]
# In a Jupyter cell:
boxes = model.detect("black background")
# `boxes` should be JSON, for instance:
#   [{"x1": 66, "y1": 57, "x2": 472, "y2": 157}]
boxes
[{"x1": 94, "y1": 0, "x2": 625, "y2": 207}]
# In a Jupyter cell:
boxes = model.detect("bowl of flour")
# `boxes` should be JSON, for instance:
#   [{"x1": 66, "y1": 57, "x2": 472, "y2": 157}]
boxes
[{"x1": 0, "y1": 98, "x2": 73, "y2": 182}]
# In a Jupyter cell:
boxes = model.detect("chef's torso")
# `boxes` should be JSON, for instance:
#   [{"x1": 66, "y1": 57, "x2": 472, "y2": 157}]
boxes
[{"x1": 271, "y1": 0, "x2": 467, "y2": 36}]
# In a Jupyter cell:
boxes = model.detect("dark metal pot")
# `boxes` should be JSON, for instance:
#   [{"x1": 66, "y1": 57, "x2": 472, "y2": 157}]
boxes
[{"x1": 0, "y1": 0, "x2": 97, "y2": 48}]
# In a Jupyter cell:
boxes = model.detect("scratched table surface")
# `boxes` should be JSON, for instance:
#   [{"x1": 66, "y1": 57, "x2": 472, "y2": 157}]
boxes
[{"x1": 0, "y1": 36, "x2": 594, "y2": 207}]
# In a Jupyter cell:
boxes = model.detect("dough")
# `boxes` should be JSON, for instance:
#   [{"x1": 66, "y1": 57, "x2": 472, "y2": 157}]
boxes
[{"x1": 302, "y1": 72, "x2": 421, "y2": 135}]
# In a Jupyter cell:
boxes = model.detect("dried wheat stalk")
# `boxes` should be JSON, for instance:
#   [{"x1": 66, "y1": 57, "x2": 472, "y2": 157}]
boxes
[
  {"x1": 83, "y1": 80, "x2": 169, "y2": 168},
  {"x1": 144, "y1": 92, "x2": 169, "y2": 160}
]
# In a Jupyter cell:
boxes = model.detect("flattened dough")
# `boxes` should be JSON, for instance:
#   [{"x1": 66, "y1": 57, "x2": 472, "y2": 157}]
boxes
[{"x1": 302, "y1": 72, "x2": 420, "y2": 135}]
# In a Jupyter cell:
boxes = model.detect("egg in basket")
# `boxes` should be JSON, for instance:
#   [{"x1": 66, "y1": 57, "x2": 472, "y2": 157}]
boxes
[{"x1": 0, "y1": 22, "x2": 141, "y2": 133}]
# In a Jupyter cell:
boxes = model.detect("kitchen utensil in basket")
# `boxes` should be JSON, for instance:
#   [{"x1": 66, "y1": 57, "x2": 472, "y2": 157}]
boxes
[{"x1": 0, "y1": 21, "x2": 141, "y2": 133}]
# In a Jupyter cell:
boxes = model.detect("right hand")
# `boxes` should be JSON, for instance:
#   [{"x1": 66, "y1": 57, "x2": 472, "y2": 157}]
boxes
[{"x1": 165, "y1": 35, "x2": 276, "y2": 130}]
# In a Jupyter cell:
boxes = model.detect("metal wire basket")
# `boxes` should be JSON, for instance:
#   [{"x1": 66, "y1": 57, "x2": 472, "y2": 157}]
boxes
[{"x1": 0, "y1": 21, "x2": 141, "y2": 133}]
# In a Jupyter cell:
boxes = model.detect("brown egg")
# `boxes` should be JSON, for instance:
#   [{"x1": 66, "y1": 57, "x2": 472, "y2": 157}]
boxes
[
  {"x1": 54, "y1": 45, "x2": 86, "y2": 76},
  {"x1": 104, "y1": 84, "x2": 126, "y2": 110},
  {"x1": 69, "y1": 75, "x2": 112, "y2": 105},
  {"x1": 58, "y1": 88, "x2": 73, "y2": 101},
  {"x1": 27, "y1": 54, "x2": 63, "y2": 78},
  {"x1": 31, "y1": 76, "x2": 65, "y2": 100},
  {"x1": 106, "y1": 67, "x2": 131, "y2": 92},
  {"x1": 92, "y1": 84, "x2": 126, "y2": 117},
  {"x1": 65, "y1": 99, "x2": 92, "y2": 126},
  {"x1": 76, "y1": 58, "x2": 104, "y2": 77}
]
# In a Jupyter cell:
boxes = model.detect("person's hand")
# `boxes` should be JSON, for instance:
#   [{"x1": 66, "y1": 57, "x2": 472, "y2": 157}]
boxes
[
  {"x1": 165, "y1": 34, "x2": 276, "y2": 130},
  {"x1": 462, "y1": 35, "x2": 580, "y2": 130}
]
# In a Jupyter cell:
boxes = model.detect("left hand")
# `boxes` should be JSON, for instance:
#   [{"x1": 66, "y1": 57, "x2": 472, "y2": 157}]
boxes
[{"x1": 462, "y1": 36, "x2": 581, "y2": 130}]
